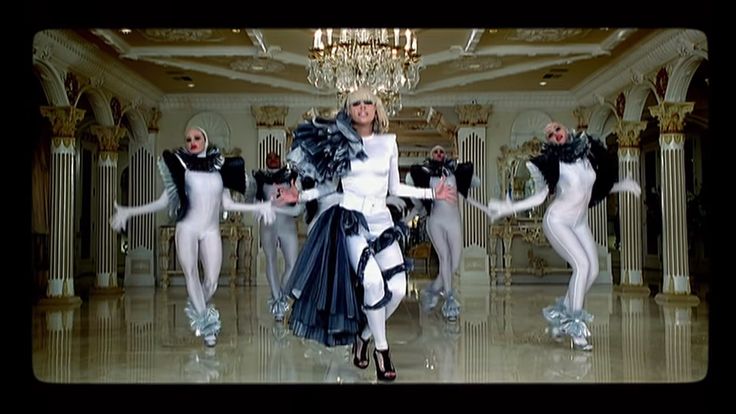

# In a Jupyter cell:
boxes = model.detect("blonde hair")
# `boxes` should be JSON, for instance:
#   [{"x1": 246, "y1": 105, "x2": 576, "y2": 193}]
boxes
[{"x1": 342, "y1": 87, "x2": 389, "y2": 133}]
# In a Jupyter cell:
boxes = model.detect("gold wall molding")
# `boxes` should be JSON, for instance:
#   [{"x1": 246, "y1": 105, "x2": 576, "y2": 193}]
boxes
[{"x1": 251, "y1": 106, "x2": 288, "y2": 127}]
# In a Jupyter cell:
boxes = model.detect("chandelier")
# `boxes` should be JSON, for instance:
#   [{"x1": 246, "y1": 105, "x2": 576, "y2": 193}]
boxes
[{"x1": 307, "y1": 28, "x2": 421, "y2": 116}]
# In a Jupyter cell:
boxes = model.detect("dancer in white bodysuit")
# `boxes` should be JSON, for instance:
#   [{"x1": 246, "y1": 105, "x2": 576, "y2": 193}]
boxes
[
  {"x1": 405, "y1": 145, "x2": 480, "y2": 321},
  {"x1": 252, "y1": 151, "x2": 303, "y2": 321},
  {"x1": 478, "y1": 122, "x2": 640, "y2": 351},
  {"x1": 277, "y1": 88, "x2": 456, "y2": 381},
  {"x1": 111, "y1": 126, "x2": 276, "y2": 347}
]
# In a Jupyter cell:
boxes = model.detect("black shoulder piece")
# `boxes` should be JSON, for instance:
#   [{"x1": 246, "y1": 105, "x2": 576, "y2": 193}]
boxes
[
  {"x1": 454, "y1": 162, "x2": 474, "y2": 198},
  {"x1": 253, "y1": 170, "x2": 267, "y2": 201},
  {"x1": 409, "y1": 164, "x2": 433, "y2": 213},
  {"x1": 587, "y1": 137, "x2": 617, "y2": 207},
  {"x1": 162, "y1": 150, "x2": 189, "y2": 221},
  {"x1": 529, "y1": 150, "x2": 560, "y2": 195},
  {"x1": 220, "y1": 157, "x2": 246, "y2": 194},
  {"x1": 301, "y1": 176, "x2": 318, "y2": 225}
]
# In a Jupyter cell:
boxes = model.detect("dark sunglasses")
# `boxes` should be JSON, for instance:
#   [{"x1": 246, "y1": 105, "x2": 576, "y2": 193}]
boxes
[{"x1": 351, "y1": 100, "x2": 374, "y2": 107}]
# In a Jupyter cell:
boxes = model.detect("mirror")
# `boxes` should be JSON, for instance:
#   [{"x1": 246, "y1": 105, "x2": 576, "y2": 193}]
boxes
[{"x1": 496, "y1": 137, "x2": 545, "y2": 220}]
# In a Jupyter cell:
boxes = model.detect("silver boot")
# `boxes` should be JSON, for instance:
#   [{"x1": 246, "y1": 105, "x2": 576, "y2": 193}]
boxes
[
  {"x1": 420, "y1": 287, "x2": 441, "y2": 312},
  {"x1": 441, "y1": 291, "x2": 461, "y2": 322},
  {"x1": 559, "y1": 309, "x2": 594, "y2": 352},
  {"x1": 268, "y1": 294, "x2": 290, "y2": 322},
  {"x1": 542, "y1": 297, "x2": 567, "y2": 342},
  {"x1": 184, "y1": 300, "x2": 222, "y2": 347}
]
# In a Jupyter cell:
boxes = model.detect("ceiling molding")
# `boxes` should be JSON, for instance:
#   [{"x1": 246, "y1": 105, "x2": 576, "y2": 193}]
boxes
[
  {"x1": 122, "y1": 45, "x2": 260, "y2": 59},
  {"x1": 139, "y1": 57, "x2": 315, "y2": 93},
  {"x1": 159, "y1": 93, "x2": 339, "y2": 111},
  {"x1": 416, "y1": 54, "x2": 595, "y2": 93},
  {"x1": 574, "y1": 29, "x2": 706, "y2": 106},
  {"x1": 35, "y1": 30, "x2": 163, "y2": 108},
  {"x1": 160, "y1": 91, "x2": 579, "y2": 111}
]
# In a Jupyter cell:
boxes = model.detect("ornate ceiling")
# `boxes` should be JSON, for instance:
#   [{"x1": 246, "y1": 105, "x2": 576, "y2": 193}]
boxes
[
  {"x1": 63, "y1": 27, "x2": 662, "y2": 149},
  {"x1": 75, "y1": 28, "x2": 656, "y2": 95}
]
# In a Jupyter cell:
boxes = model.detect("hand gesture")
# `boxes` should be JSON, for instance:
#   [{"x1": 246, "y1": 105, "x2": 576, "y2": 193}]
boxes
[
  {"x1": 276, "y1": 180, "x2": 299, "y2": 205},
  {"x1": 617, "y1": 177, "x2": 642, "y2": 197},
  {"x1": 434, "y1": 176, "x2": 457, "y2": 203},
  {"x1": 255, "y1": 201, "x2": 276, "y2": 225},
  {"x1": 486, "y1": 195, "x2": 515, "y2": 222},
  {"x1": 109, "y1": 201, "x2": 130, "y2": 232}
]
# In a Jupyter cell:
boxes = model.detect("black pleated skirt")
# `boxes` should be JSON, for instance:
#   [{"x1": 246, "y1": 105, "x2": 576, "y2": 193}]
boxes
[{"x1": 286, "y1": 205, "x2": 368, "y2": 347}]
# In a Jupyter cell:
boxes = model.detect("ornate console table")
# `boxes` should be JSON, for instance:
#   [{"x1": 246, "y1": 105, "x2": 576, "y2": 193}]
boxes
[
  {"x1": 159, "y1": 222, "x2": 253, "y2": 288},
  {"x1": 489, "y1": 217, "x2": 570, "y2": 286}
]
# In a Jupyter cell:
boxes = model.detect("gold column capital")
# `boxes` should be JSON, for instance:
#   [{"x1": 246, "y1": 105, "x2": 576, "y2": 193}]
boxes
[
  {"x1": 147, "y1": 107, "x2": 161, "y2": 133},
  {"x1": 648, "y1": 101, "x2": 695, "y2": 133},
  {"x1": 251, "y1": 105, "x2": 288, "y2": 127},
  {"x1": 455, "y1": 104, "x2": 491, "y2": 126},
  {"x1": 40, "y1": 106, "x2": 85, "y2": 138},
  {"x1": 615, "y1": 121, "x2": 647, "y2": 148},
  {"x1": 90, "y1": 125, "x2": 125, "y2": 152},
  {"x1": 573, "y1": 106, "x2": 591, "y2": 131},
  {"x1": 302, "y1": 107, "x2": 339, "y2": 121}
]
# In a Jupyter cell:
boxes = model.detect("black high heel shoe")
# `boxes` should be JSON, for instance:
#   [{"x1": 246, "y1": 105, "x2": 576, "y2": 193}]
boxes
[
  {"x1": 352, "y1": 334, "x2": 370, "y2": 369},
  {"x1": 373, "y1": 348, "x2": 396, "y2": 381}
]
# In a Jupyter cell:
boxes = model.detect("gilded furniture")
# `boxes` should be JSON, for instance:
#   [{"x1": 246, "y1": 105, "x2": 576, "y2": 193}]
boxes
[
  {"x1": 159, "y1": 221, "x2": 253, "y2": 288},
  {"x1": 489, "y1": 138, "x2": 570, "y2": 286}
]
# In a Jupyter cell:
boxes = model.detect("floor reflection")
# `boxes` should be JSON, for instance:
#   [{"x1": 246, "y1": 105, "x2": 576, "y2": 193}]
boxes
[{"x1": 32, "y1": 281, "x2": 709, "y2": 383}]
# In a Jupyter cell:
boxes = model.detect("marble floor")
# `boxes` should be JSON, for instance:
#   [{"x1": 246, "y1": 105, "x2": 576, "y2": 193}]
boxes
[{"x1": 31, "y1": 279, "x2": 708, "y2": 384}]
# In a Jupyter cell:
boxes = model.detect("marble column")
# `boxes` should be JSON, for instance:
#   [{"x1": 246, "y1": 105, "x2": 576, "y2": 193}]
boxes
[
  {"x1": 455, "y1": 104, "x2": 491, "y2": 285},
  {"x1": 39, "y1": 308, "x2": 77, "y2": 382},
  {"x1": 88, "y1": 294, "x2": 123, "y2": 382},
  {"x1": 126, "y1": 108, "x2": 160, "y2": 287},
  {"x1": 660, "y1": 303, "x2": 695, "y2": 382},
  {"x1": 577, "y1": 109, "x2": 612, "y2": 284},
  {"x1": 615, "y1": 121, "x2": 649, "y2": 294},
  {"x1": 649, "y1": 102, "x2": 699, "y2": 304},
  {"x1": 39, "y1": 106, "x2": 85, "y2": 307},
  {"x1": 125, "y1": 288, "x2": 156, "y2": 382},
  {"x1": 618, "y1": 291, "x2": 649, "y2": 381},
  {"x1": 252, "y1": 106, "x2": 289, "y2": 287},
  {"x1": 90, "y1": 125, "x2": 126, "y2": 294}
]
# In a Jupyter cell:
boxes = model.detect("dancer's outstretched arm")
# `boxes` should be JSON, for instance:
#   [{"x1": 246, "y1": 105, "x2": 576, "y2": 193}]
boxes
[
  {"x1": 110, "y1": 191, "x2": 169, "y2": 231},
  {"x1": 222, "y1": 190, "x2": 277, "y2": 224}
]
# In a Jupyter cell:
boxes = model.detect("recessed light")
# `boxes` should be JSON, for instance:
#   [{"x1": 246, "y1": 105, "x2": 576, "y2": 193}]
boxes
[
  {"x1": 187, "y1": 83, "x2": 195, "y2": 88},
  {"x1": 539, "y1": 81, "x2": 547, "y2": 86},
  {"x1": 120, "y1": 28, "x2": 132, "y2": 34}
]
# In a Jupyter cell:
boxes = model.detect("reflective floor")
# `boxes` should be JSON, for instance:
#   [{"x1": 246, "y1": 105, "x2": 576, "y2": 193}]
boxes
[{"x1": 31, "y1": 280, "x2": 708, "y2": 383}]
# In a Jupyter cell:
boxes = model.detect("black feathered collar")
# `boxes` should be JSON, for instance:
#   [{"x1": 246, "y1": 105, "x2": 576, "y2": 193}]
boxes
[
  {"x1": 255, "y1": 167, "x2": 293, "y2": 184},
  {"x1": 422, "y1": 158, "x2": 457, "y2": 177},
  {"x1": 173, "y1": 147, "x2": 224, "y2": 172},
  {"x1": 542, "y1": 131, "x2": 590, "y2": 163}
]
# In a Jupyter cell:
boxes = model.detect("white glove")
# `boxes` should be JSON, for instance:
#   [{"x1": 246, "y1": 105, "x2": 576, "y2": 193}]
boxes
[
  {"x1": 486, "y1": 195, "x2": 516, "y2": 222},
  {"x1": 255, "y1": 201, "x2": 276, "y2": 225},
  {"x1": 110, "y1": 201, "x2": 131, "y2": 232},
  {"x1": 612, "y1": 178, "x2": 642, "y2": 197}
]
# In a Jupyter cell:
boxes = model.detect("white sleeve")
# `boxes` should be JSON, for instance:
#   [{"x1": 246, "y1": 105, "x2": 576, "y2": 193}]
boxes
[
  {"x1": 222, "y1": 190, "x2": 268, "y2": 212},
  {"x1": 388, "y1": 138, "x2": 434, "y2": 199},
  {"x1": 124, "y1": 191, "x2": 170, "y2": 216},
  {"x1": 299, "y1": 179, "x2": 339, "y2": 202}
]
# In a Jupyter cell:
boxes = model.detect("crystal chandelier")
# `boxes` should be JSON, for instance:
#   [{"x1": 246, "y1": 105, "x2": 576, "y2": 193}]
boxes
[{"x1": 307, "y1": 28, "x2": 421, "y2": 116}]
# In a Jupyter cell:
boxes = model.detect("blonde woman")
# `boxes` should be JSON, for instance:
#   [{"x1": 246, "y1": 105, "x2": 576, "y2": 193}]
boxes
[{"x1": 278, "y1": 88, "x2": 456, "y2": 381}]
